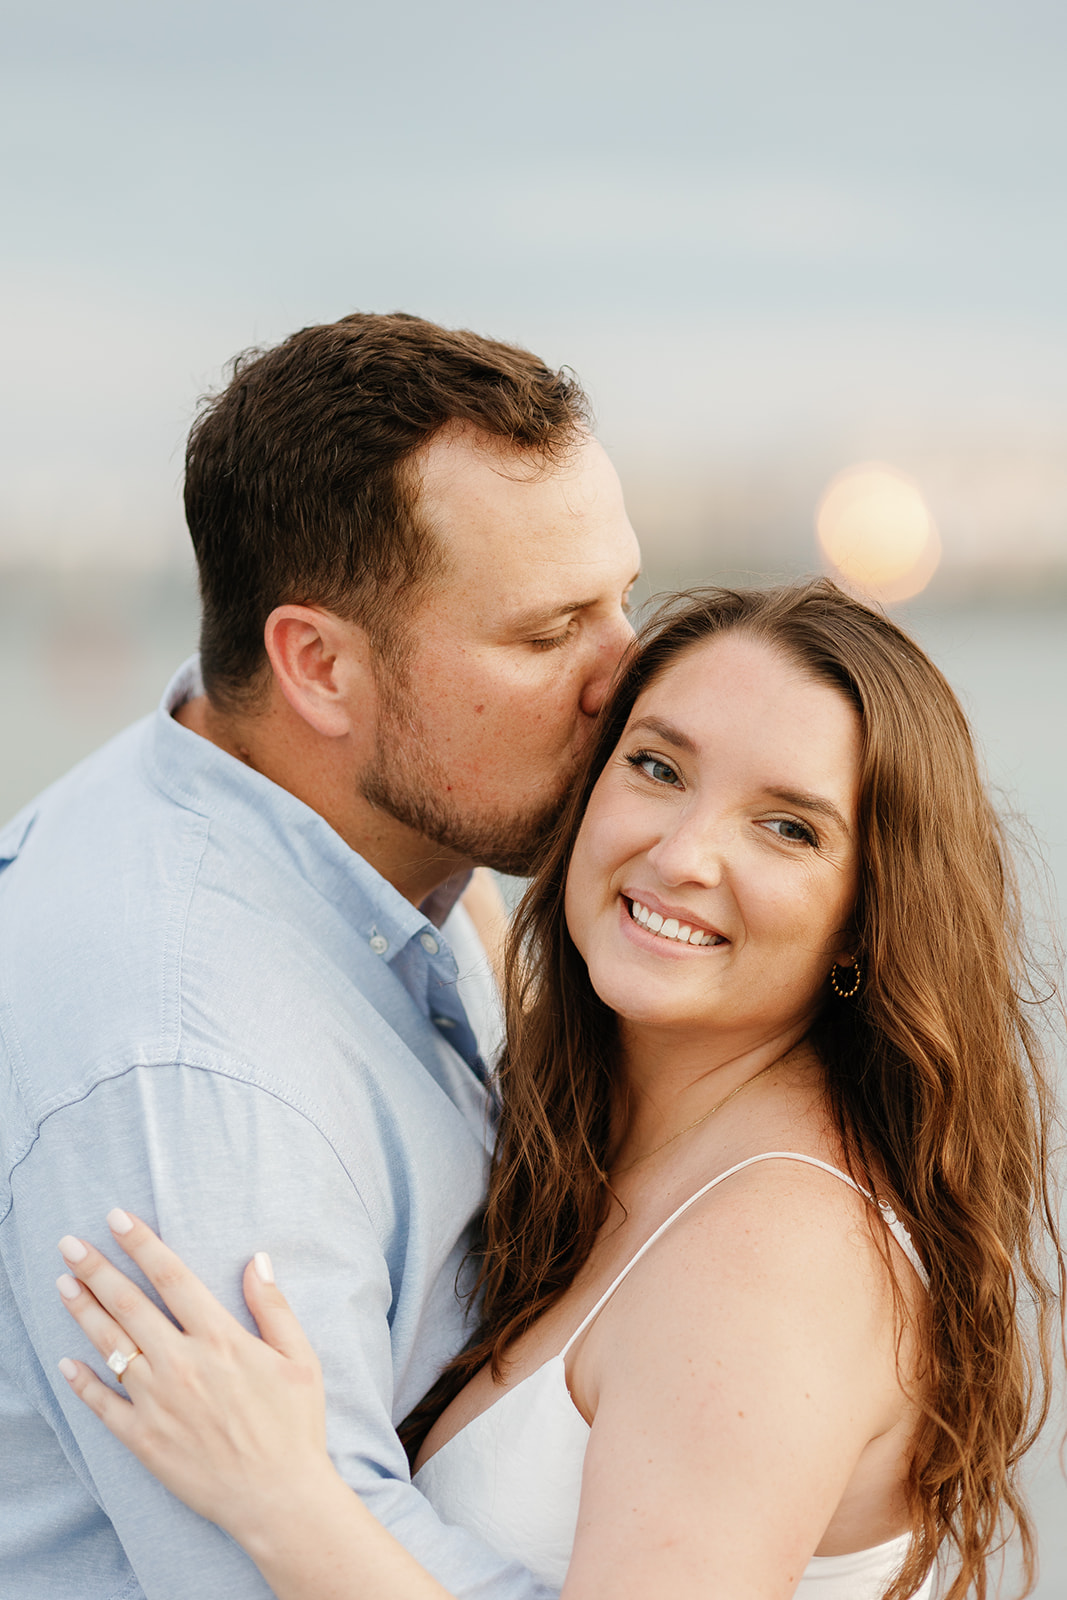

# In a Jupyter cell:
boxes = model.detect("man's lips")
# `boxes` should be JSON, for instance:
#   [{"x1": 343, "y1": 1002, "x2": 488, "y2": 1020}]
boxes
[{"x1": 624, "y1": 895, "x2": 728, "y2": 949}]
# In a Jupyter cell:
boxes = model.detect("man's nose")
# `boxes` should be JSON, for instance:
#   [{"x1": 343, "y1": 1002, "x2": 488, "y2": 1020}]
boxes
[{"x1": 578, "y1": 609, "x2": 636, "y2": 719}]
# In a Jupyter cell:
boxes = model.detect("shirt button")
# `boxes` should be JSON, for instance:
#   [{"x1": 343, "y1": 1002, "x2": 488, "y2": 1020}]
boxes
[
  {"x1": 433, "y1": 1015, "x2": 456, "y2": 1029},
  {"x1": 369, "y1": 934, "x2": 389, "y2": 955},
  {"x1": 419, "y1": 932, "x2": 439, "y2": 955}
]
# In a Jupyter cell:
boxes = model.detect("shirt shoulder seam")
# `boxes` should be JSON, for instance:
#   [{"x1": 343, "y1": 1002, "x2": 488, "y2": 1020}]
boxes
[{"x1": 0, "y1": 1056, "x2": 378, "y2": 1233}]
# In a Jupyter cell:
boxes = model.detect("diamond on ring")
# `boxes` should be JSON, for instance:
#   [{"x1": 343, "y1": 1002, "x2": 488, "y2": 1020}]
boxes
[{"x1": 106, "y1": 1348, "x2": 139, "y2": 1379}]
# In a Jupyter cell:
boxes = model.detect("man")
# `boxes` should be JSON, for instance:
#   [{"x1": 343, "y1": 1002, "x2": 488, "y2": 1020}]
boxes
[{"x1": 0, "y1": 313, "x2": 640, "y2": 1599}]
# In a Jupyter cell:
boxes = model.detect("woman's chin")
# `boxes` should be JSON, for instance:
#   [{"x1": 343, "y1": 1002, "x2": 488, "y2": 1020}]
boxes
[{"x1": 585, "y1": 963, "x2": 721, "y2": 1035}]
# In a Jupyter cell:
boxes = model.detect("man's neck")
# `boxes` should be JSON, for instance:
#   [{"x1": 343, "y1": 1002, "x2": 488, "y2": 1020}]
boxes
[{"x1": 173, "y1": 694, "x2": 469, "y2": 906}]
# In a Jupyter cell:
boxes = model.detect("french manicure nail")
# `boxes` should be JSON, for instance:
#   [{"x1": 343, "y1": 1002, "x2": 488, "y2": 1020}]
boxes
[
  {"x1": 107, "y1": 1208, "x2": 133, "y2": 1235},
  {"x1": 58, "y1": 1358, "x2": 78, "y2": 1381},
  {"x1": 254, "y1": 1251, "x2": 274, "y2": 1284},
  {"x1": 56, "y1": 1273, "x2": 81, "y2": 1301},
  {"x1": 58, "y1": 1236, "x2": 87, "y2": 1263}
]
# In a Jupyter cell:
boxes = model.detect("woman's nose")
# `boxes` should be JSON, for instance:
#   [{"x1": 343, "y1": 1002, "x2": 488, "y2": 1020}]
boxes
[{"x1": 646, "y1": 810, "x2": 726, "y2": 889}]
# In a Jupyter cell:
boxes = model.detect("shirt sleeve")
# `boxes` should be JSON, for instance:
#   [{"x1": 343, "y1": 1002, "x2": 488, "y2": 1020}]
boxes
[{"x1": 9, "y1": 1063, "x2": 557, "y2": 1600}]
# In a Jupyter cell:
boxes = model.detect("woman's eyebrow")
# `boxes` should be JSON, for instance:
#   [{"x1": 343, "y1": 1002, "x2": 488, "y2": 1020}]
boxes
[
  {"x1": 626, "y1": 716, "x2": 698, "y2": 754},
  {"x1": 765, "y1": 787, "x2": 851, "y2": 837}
]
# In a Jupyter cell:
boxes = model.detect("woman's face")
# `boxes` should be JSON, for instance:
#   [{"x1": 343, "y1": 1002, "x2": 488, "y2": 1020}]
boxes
[{"x1": 564, "y1": 632, "x2": 862, "y2": 1050}]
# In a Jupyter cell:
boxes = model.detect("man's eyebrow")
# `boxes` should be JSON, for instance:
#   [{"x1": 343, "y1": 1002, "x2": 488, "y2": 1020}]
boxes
[
  {"x1": 507, "y1": 599, "x2": 592, "y2": 631},
  {"x1": 507, "y1": 571, "x2": 642, "y2": 632},
  {"x1": 765, "y1": 787, "x2": 851, "y2": 836}
]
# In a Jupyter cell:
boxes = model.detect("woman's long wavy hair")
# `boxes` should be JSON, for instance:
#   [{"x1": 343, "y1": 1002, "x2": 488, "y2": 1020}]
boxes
[{"x1": 404, "y1": 580, "x2": 1063, "y2": 1599}]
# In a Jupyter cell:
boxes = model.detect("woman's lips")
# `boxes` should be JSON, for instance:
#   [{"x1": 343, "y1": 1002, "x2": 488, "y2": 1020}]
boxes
[{"x1": 625, "y1": 896, "x2": 727, "y2": 948}]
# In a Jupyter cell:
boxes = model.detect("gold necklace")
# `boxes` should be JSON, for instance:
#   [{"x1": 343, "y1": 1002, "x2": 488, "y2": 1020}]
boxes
[{"x1": 612, "y1": 1059, "x2": 779, "y2": 1177}]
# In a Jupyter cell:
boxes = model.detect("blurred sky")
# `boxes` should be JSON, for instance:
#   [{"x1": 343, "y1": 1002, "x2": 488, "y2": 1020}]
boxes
[{"x1": 2, "y1": 0, "x2": 1066, "y2": 574}]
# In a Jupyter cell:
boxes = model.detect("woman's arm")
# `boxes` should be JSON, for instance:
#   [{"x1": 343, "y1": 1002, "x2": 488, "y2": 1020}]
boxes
[{"x1": 58, "y1": 1214, "x2": 453, "y2": 1600}]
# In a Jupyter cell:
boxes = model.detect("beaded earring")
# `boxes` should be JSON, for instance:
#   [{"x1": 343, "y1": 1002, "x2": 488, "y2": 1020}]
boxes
[{"x1": 830, "y1": 961, "x2": 862, "y2": 999}]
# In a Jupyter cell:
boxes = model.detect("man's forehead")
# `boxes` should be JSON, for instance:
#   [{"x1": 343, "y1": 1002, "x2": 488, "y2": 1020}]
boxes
[
  {"x1": 408, "y1": 423, "x2": 638, "y2": 623},
  {"x1": 415, "y1": 420, "x2": 579, "y2": 499}
]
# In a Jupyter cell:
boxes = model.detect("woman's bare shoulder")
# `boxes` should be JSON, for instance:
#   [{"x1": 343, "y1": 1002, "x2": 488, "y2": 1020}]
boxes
[
  {"x1": 642, "y1": 1149, "x2": 894, "y2": 1295},
  {"x1": 585, "y1": 1148, "x2": 911, "y2": 1407},
  {"x1": 566, "y1": 1154, "x2": 916, "y2": 1599}
]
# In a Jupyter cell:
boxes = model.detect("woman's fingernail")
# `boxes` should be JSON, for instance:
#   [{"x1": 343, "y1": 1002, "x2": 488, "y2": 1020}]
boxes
[
  {"x1": 58, "y1": 1358, "x2": 78, "y2": 1381},
  {"x1": 56, "y1": 1273, "x2": 81, "y2": 1301},
  {"x1": 107, "y1": 1208, "x2": 133, "y2": 1235},
  {"x1": 254, "y1": 1251, "x2": 274, "y2": 1284},
  {"x1": 58, "y1": 1236, "x2": 87, "y2": 1263}
]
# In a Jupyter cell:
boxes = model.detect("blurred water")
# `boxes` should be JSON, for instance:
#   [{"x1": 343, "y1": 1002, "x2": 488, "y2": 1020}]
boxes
[
  {"x1": 0, "y1": 572, "x2": 1064, "y2": 1593},
  {"x1": 0, "y1": 569, "x2": 202, "y2": 818}
]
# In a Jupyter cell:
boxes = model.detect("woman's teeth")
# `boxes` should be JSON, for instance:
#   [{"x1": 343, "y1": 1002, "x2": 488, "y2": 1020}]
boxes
[{"x1": 628, "y1": 900, "x2": 724, "y2": 947}]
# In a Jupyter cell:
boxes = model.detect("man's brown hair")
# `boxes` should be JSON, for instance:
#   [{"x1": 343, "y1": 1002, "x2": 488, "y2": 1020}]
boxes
[{"x1": 184, "y1": 311, "x2": 591, "y2": 708}]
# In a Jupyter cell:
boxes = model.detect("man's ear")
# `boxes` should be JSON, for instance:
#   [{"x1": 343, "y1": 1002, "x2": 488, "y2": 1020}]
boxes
[{"x1": 263, "y1": 605, "x2": 373, "y2": 738}]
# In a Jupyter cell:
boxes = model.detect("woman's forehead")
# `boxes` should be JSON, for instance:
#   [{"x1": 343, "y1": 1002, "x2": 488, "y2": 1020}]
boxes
[
  {"x1": 635, "y1": 632, "x2": 851, "y2": 719},
  {"x1": 626, "y1": 634, "x2": 862, "y2": 798}
]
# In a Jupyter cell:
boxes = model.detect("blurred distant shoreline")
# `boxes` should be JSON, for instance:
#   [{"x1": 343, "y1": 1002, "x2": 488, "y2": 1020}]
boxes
[{"x1": 3, "y1": 557, "x2": 1066, "y2": 825}]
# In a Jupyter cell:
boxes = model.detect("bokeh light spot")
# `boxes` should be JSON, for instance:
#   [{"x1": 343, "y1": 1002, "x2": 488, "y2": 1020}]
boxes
[{"x1": 815, "y1": 463, "x2": 941, "y2": 602}]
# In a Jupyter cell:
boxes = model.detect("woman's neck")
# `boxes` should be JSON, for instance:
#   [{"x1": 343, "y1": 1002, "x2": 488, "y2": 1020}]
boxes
[{"x1": 609, "y1": 1020, "x2": 816, "y2": 1176}]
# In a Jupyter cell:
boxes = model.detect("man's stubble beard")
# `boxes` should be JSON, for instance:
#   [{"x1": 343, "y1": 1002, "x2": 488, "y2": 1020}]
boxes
[{"x1": 358, "y1": 669, "x2": 569, "y2": 878}]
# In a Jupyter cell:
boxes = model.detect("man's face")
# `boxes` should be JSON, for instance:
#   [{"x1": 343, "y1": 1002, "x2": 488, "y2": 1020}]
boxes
[{"x1": 360, "y1": 426, "x2": 642, "y2": 875}]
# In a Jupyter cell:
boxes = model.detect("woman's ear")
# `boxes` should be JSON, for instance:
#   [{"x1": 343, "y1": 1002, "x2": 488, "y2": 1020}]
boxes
[{"x1": 263, "y1": 606, "x2": 373, "y2": 739}]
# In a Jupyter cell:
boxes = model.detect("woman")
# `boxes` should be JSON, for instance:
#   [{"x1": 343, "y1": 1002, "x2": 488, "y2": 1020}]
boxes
[{"x1": 56, "y1": 582, "x2": 1062, "y2": 1600}]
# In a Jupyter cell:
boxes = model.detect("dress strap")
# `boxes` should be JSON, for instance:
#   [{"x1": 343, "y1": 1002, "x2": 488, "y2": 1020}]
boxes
[{"x1": 558, "y1": 1151, "x2": 928, "y2": 1359}]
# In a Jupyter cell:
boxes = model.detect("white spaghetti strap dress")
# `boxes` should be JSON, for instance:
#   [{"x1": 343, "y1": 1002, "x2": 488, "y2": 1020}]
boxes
[{"x1": 416, "y1": 1152, "x2": 935, "y2": 1599}]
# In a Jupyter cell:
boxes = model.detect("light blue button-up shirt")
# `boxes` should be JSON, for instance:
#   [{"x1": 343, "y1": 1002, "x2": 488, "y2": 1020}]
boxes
[{"x1": 0, "y1": 661, "x2": 551, "y2": 1600}]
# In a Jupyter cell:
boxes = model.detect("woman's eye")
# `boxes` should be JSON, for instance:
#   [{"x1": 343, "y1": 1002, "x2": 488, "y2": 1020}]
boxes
[
  {"x1": 763, "y1": 818, "x2": 818, "y2": 846},
  {"x1": 625, "y1": 752, "x2": 681, "y2": 786}
]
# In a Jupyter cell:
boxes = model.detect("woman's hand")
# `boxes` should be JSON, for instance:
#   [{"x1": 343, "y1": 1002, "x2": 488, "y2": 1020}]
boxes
[{"x1": 56, "y1": 1210, "x2": 336, "y2": 1545}]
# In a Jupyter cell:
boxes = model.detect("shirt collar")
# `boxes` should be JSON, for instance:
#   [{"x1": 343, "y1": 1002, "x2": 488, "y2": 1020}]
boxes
[{"x1": 151, "y1": 656, "x2": 469, "y2": 959}]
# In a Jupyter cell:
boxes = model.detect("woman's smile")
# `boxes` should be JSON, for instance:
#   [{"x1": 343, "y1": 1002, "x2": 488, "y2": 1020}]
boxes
[{"x1": 621, "y1": 893, "x2": 728, "y2": 949}]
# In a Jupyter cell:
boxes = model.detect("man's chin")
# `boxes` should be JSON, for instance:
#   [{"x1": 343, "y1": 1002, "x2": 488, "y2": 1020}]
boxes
[
  {"x1": 435, "y1": 803, "x2": 564, "y2": 878},
  {"x1": 359, "y1": 772, "x2": 564, "y2": 879}
]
